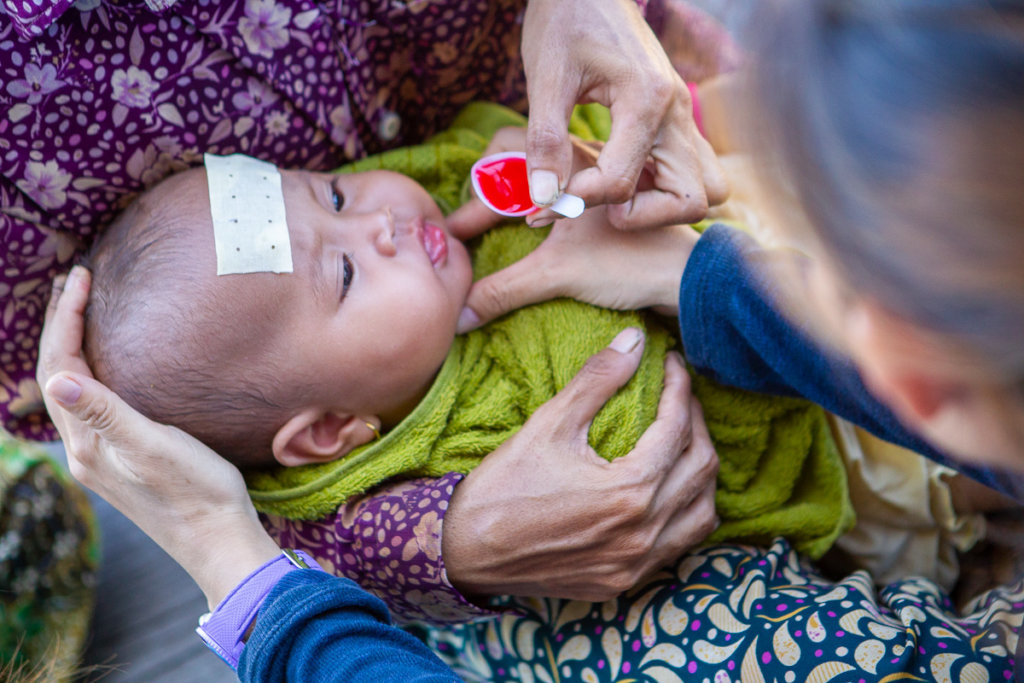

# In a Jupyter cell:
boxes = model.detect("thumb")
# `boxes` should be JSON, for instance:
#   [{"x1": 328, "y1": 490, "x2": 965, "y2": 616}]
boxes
[
  {"x1": 525, "y1": 81, "x2": 575, "y2": 207},
  {"x1": 46, "y1": 371, "x2": 144, "y2": 443},
  {"x1": 447, "y1": 198, "x2": 503, "y2": 240},
  {"x1": 456, "y1": 252, "x2": 560, "y2": 333}
]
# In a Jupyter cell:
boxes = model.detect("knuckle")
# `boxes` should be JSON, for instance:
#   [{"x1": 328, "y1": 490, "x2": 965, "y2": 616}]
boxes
[
  {"x1": 604, "y1": 174, "x2": 637, "y2": 204},
  {"x1": 593, "y1": 569, "x2": 637, "y2": 597},
  {"x1": 647, "y1": 76, "x2": 676, "y2": 107},
  {"x1": 527, "y1": 124, "x2": 565, "y2": 158},
  {"x1": 697, "y1": 511, "x2": 720, "y2": 541},
  {"x1": 474, "y1": 282, "x2": 510, "y2": 319},
  {"x1": 697, "y1": 445, "x2": 720, "y2": 478},
  {"x1": 80, "y1": 400, "x2": 117, "y2": 434},
  {"x1": 706, "y1": 174, "x2": 730, "y2": 206},
  {"x1": 679, "y1": 196, "x2": 710, "y2": 224},
  {"x1": 694, "y1": 497, "x2": 719, "y2": 534},
  {"x1": 579, "y1": 351, "x2": 619, "y2": 381},
  {"x1": 609, "y1": 485, "x2": 653, "y2": 522}
]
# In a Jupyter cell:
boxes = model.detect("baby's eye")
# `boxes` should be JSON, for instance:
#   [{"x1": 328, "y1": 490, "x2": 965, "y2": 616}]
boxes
[
  {"x1": 341, "y1": 253, "x2": 354, "y2": 299},
  {"x1": 332, "y1": 185, "x2": 345, "y2": 212}
]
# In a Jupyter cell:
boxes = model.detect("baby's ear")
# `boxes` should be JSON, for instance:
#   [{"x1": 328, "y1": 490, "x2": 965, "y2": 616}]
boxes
[{"x1": 272, "y1": 409, "x2": 378, "y2": 467}]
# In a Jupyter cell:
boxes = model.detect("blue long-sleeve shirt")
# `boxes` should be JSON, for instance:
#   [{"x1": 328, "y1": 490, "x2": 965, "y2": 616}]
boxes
[
  {"x1": 680, "y1": 224, "x2": 1022, "y2": 501},
  {"x1": 239, "y1": 571, "x2": 460, "y2": 681}
]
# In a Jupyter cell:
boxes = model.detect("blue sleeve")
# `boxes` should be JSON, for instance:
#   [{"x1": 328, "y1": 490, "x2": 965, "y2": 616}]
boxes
[
  {"x1": 238, "y1": 571, "x2": 460, "y2": 682},
  {"x1": 679, "y1": 223, "x2": 1024, "y2": 501}
]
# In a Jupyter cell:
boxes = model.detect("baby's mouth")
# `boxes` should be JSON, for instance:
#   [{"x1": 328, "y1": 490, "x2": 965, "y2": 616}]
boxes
[{"x1": 421, "y1": 220, "x2": 448, "y2": 267}]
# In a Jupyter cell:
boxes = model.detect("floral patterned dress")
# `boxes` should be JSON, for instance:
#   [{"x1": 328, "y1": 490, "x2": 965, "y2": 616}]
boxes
[{"x1": 425, "y1": 540, "x2": 1022, "y2": 682}]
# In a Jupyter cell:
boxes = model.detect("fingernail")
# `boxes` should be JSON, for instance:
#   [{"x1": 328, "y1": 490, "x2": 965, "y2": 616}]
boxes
[
  {"x1": 456, "y1": 306, "x2": 480, "y2": 334},
  {"x1": 529, "y1": 170, "x2": 559, "y2": 207},
  {"x1": 526, "y1": 214, "x2": 554, "y2": 229},
  {"x1": 609, "y1": 327, "x2": 643, "y2": 353},
  {"x1": 47, "y1": 375, "x2": 82, "y2": 406},
  {"x1": 68, "y1": 265, "x2": 85, "y2": 287}
]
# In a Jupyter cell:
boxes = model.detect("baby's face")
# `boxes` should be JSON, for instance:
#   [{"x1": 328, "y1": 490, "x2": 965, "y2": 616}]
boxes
[{"x1": 183, "y1": 166, "x2": 473, "y2": 426}]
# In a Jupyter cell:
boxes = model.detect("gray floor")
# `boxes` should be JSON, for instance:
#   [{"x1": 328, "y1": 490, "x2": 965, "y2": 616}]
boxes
[{"x1": 45, "y1": 444, "x2": 235, "y2": 682}]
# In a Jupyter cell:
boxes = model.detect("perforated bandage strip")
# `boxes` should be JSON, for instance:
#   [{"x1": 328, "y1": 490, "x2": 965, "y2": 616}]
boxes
[{"x1": 205, "y1": 153, "x2": 293, "y2": 275}]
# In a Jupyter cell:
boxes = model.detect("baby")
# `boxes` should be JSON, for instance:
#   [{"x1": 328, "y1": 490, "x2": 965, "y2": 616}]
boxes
[
  {"x1": 85, "y1": 161, "x2": 473, "y2": 469},
  {"x1": 84, "y1": 120, "x2": 852, "y2": 557}
]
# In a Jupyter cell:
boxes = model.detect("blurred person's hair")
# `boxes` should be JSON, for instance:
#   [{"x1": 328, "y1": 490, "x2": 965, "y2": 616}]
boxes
[{"x1": 743, "y1": 0, "x2": 1024, "y2": 398}]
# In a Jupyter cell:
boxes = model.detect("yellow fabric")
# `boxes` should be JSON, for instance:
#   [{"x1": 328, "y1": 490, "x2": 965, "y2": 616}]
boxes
[{"x1": 829, "y1": 417, "x2": 985, "y2": 591}]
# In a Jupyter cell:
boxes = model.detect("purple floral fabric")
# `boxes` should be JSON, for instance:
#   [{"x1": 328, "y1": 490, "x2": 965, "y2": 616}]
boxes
[
  {"x1": 0, "y1": 0, "x2": 529, "y2": 439},
  {"x1": 261, "y1": 472, "x2": 498, "y2": 624}
]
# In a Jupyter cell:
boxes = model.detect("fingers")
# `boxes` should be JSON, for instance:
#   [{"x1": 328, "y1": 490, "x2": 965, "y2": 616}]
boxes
[
  {"x1": 651, "y1": 470, "x2": 718, "y2": 565},
  {"x1": 37, "y1": 266, "x2": 94, "y2": 392},
  {"x1": 524, "y1": 74, "x2": 577, "y2": 207},
  {"x1": 41, "y1": 266, "x2": 89, "y2": 353},
  {"x1": 693, "y1": 127, "x2": 730, "y2": 207},
  {"x1": 621, "y1": 351, "x2": 693, "y2": 478},
  {"x1": 446, "y1": 198, "x2": 503, "y2": 240},
  {"x1": 547, "y1": 327, "x2": 646, "y2": 431},
  {"x1": 456, "y1": 251, "x2": 559, "y2": 333},
  {"x1": 604, "y1": 97, "x2": 712, "y2": 229},
  {"x1": 567, "y1": 84, "x2": 730, "y2": 231},
  {"x1": 655, "y1": 392, "x2": 718, "y2": 509},
  {"x1": 568, "y1": 105, "x2": 661, "y2": 210},
  {"x1": 43, "y1": 273, "x2": 68, "y2": 326},
  {"x1": 650, "y1": 395, "x2": 720, "y2": 555}
]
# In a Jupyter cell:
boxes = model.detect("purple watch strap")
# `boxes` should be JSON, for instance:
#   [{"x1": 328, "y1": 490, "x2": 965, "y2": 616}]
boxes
[{"x1": 196, "y1": 549, "x2": 323, "y2": 669}]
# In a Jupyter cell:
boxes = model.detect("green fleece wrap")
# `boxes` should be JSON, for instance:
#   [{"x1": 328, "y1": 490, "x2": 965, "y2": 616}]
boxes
[{"x1": 246, "y1": 103, "x2": 854, "y2": 558}]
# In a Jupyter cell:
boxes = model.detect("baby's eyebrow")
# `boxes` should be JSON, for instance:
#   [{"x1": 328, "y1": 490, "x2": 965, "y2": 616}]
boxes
[
  {"x1": 304, "y1": 174, "x2": 333, "y2": 305},
  {"x1": 309, "y1": 231, "x2": 329, "y2": 304}
]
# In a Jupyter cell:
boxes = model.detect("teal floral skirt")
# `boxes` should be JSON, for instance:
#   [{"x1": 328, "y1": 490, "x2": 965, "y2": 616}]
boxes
[{"x1": 426, "y1": 539, "x2": 1020, "y2": 682}]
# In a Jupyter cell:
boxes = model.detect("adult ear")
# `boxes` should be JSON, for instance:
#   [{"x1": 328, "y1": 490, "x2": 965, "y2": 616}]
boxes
[
  {"x1": 846, "y1": 299, "x2": 964, "y2": 425},
  {"x1": 272, "y1": 408, "x2": 380, "y2": 467}
]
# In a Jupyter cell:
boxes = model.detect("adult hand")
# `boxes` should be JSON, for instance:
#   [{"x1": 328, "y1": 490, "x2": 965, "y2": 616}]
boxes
[
  {"x1": 520, "y1": 0, "x2": 728, "y2": 230},
  {"x1": 37, "y1": 266, "x2": 281, "y2": 609},
  {"x1": 442, "y1": 328, "x2": 718, "y2": 602},
  {"x1": 453, "y1": 200, "x2": 700, "y2": 333}
]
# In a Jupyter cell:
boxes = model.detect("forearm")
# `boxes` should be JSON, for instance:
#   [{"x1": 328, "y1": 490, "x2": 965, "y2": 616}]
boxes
[
  {"x1": 261, "y1": 473, "x2": 498, "y2": 625},
  {"x1": 679, "y1": 224, "x2": 1024, "y2": 500}
]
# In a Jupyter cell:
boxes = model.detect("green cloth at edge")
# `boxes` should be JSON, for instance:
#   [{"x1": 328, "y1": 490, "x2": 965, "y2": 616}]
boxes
[
  {"x1": 245, "y1": 102, "x2": 854, "y2": 558},
  {"x1": 0, "y1": 432, "x2": 99, "y2": 680}
]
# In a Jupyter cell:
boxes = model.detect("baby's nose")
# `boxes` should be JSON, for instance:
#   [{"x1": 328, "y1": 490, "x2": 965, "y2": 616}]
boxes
[{"x1": 371, "y1": 207, "x2": 396, "y2": 256}]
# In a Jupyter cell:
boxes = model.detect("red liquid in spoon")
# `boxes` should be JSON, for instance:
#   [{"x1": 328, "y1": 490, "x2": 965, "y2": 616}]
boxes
[{"x1": 472, "y1": 155, "x2": 537, "y2": 215}]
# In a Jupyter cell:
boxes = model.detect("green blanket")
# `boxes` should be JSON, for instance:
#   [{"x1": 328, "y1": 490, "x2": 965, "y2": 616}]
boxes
[{"x1": 247, "y1": 103, "x2": 854, "y2": 558}]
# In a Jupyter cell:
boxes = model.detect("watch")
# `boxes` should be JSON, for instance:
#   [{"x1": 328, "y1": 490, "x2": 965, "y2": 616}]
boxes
[{"x1": 196, "y1": 548, "x2": 324, "y2": 669}]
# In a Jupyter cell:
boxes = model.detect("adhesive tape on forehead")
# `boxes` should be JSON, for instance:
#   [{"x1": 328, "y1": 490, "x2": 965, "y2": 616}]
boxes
[{"x1": 205, "y1": 153, "x2": 293, "y2": 275}]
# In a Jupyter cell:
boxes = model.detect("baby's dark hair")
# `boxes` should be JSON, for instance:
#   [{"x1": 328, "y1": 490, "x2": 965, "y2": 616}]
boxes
[
  {"x1": 83, "y1": 170, "x2": 290, "y2": 467},
  {"x1": 747, "y1": 0, "x2": 1024, "y2": 396}
]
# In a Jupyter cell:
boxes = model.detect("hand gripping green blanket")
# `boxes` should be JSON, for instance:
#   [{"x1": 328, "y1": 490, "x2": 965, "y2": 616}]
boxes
[{"x1": 246, "y1": 103, "x2": 854, "y2": 559}]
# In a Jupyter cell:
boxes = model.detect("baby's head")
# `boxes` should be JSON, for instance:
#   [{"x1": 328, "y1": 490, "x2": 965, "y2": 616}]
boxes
[{"x1": 84, "y1": 159, "x2": 472, "y2": 468}]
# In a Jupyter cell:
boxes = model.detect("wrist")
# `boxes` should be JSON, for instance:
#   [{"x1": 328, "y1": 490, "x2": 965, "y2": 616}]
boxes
[
  {"x1": 196, "y1": 549, "x2": 325, "y2": 668},
  {"x1": 185, "y1": 515, "x2": 282, "y2": 609},
  {"x1": 656, "y1": 224, "x2": 699, "y2": 314}
]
